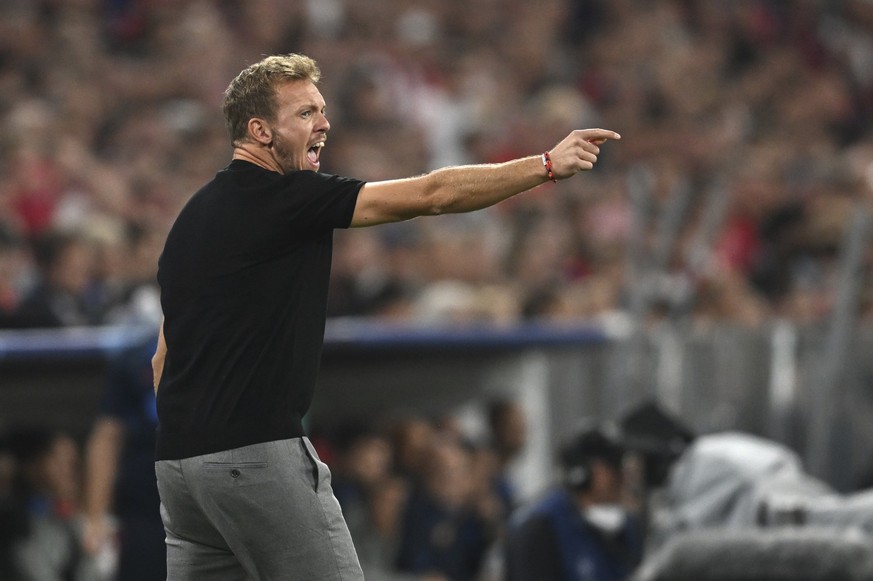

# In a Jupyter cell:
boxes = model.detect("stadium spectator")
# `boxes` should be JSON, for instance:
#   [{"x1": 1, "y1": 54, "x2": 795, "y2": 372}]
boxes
[
  {"x1": 0, "y1": 432, "x2": 24, "y2": 580},
  {"x1": 363, "y1": 475, "x2": 450, "y2": 581},
  {"x1": 0, "y1": 222, "x2": 27, "y2": 328},
  {"x1": 10, "y1": 229, "x2": 99, "y2": 328},
  {"x1": 505, "y1": 421, "x2": 643, "y2": 581},
  {"x1": 487, "y1": 399, "x2": 528, "y2": 515},
  {"x1": 1, "y1": 1, "x2": 873, "y2": 328},
  {"x1": 391, "y1": 415, "x2": 439, "y2": 485},
  {"x1": 329, "y1": 420, "x2": 448, "y2": 581},
  {"x1": 397, "y1": 435, "x2": 496, "y2": 581},
  {"x1": 330, "y1": 420, "x2": 393, "y2": 543},
  {"x1": 102, "y1": 223, "x2": 164, "y2": 327},
  {"x1": 82, "y1": 335, "x2": 164, "y2": 581},
  {"x1": 3, "y1": 425, "x2": 100, "y2": 581}
]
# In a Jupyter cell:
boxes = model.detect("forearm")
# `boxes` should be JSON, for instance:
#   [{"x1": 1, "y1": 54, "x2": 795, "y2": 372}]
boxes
[
  {"x1": 421, "y1": 155, "x2": 547, "y2": 215},
  {"x1": 84, "y1": 418, "x2": 123, "y2": 519},
  {"x1": 351, "y1": 128, "x2": 619, "y2": 227},
  {"x1": 352, "y1": 156, "x2": 547, "y2": 226}
]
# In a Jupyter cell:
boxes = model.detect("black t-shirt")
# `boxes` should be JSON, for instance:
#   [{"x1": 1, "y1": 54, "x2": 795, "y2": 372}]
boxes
[{"x1": 155, "y1": 160, "x2": 364, "y2": 460}]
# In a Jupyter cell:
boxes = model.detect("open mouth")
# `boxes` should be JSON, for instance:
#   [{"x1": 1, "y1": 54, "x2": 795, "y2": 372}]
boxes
[{"x1": 307, "y1": 142, "x2": 324, "y2": 167}]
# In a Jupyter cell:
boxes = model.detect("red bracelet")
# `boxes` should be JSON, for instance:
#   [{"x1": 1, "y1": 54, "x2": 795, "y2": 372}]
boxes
[{"x1": 542, "y1": 151, "x2": 557, "y2": 183}]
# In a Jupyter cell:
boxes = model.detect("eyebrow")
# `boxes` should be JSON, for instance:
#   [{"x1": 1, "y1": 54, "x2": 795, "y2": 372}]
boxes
[{"x1": 296, "y1": 103, "x2": 326, "y2": 114}]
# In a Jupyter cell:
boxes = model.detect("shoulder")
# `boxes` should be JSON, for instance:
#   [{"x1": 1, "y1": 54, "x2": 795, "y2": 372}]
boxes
[
  {"x1": 512, "y1": 510, "x2": 555, "y2": 538},
  {"x1": 535, "y1": 488, "x2": 575, "y2": 516},
  {"x1": 286, "y1": 170, "x2": 366, "y2": 192},
  {"x1": 510, "y1": 488, "x2": 569, "y2": 529}
]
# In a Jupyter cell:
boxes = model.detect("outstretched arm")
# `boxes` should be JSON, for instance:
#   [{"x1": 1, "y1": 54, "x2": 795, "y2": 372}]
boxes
[{"x1": 350, "y1": 128, "x2": 620, "y2": 227}]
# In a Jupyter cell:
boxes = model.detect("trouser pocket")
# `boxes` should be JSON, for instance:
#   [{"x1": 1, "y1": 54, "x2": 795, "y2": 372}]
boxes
[{"x1": 300, "y1": 437, "x2": 327, "y2": 493}]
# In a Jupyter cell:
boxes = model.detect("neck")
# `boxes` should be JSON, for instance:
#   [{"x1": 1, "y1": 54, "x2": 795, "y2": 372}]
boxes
[{"x1": 232, "y1": 143, "x2": 283, "y2": 174}]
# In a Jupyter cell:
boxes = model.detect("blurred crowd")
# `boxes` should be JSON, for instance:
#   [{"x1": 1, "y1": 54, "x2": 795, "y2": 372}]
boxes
[
  {"x1": 8, "y1": 386, "x2": 873, "y2": 580},
  {"x1": 2, "y1": 0, "x2": 873, "y2": 330},
  {"x1": 0, "y1": 425, "x2": 99, "y2": 580},
  {"x1": 0, "y1": 396, "x2": 534, "y2": 581},
  {"x1": 310, "y1": 401, "x2": 530, "y2": 581}
]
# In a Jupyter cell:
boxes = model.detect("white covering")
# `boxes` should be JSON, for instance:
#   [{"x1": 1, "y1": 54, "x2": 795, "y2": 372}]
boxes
[{"x1": 647, "y1": 431, "x2": 873, "y2": 550}]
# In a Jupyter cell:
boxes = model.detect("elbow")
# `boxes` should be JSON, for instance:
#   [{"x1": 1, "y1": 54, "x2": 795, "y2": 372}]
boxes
[
  {"x1": 419, "y1": 176, "x2": 456, "y2": 216},
  {"x1": 426, "y1": 198, "x2": 450, "y2": 216}
]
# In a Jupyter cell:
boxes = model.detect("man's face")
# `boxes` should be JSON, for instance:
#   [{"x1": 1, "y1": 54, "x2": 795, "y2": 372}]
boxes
[
  {"x1": 590, "y1": 458, "x2": 624, "y2": 504},
  {"x1": 51, "y1": 239, "x2": 92, "y2": 294},
  {"x1": 268, "y1": 80, "x2": 330, "y2": 173}
]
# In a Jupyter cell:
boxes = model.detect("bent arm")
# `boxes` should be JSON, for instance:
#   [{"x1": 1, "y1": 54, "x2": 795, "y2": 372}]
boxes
[
  {"x1": 152, "y1": 318, "x2": 167, "y2": 394},
  {"x1": 351, "y1": 128, "x2": 620, "y2": 227}
]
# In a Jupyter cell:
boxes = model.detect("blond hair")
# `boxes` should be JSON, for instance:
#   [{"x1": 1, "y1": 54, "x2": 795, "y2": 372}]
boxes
[{"x1": 222, "y1": 54, "x2": 321, "y2": 146}]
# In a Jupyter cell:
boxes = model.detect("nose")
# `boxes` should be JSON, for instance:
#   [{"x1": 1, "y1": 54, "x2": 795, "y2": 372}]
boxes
[{"x1": 317, "y1": 112, "x2": 330, "y2": 133}]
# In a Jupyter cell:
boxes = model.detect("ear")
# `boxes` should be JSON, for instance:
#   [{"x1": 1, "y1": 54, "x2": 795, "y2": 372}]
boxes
[{"x1": 247, "y1": 118, "x2": 273, "y2": 147}]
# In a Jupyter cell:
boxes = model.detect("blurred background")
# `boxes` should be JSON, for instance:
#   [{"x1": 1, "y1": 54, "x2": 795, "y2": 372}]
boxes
[{"x1": 4, "y1": 0, "x2": 873, "y2": 579}]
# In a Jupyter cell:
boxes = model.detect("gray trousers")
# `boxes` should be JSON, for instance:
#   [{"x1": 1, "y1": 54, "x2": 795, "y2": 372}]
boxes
[{"x1": 155, "y1": 437, "x2": 364, "y2": 581}]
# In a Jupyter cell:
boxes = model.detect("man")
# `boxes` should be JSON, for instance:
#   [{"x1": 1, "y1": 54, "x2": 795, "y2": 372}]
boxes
[
  {"x1": 487, "y1": 398, "x2": 528, "y2": 514},
  {"x1": 83, "y1": 336, "x2": 165, "y2": 581},
  {"x1": 505, "y1": 422, "x2": 643, "y2": 581},
  {"x1": 152, "y1": 53, "x2": 620, "y2": 580},
  {"x1": 5, "y1": 426, "x2": 100, "y2": 581},
  {"x1": 12, "y1": 229, "x2": 98, "y2": 328},
  {"x1": 396, "y1": 435, "x2": 492, "y2": 581}
]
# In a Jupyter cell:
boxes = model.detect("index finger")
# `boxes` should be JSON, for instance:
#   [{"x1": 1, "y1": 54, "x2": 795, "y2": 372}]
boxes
[{"x1": 578, "y1": 128, "x2": 622, "y2": 142}]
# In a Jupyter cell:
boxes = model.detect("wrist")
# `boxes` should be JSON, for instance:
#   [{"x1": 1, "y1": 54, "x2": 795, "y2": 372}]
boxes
[{"x1": 542, "y1": 151, "x2": 557, "y2": 183}]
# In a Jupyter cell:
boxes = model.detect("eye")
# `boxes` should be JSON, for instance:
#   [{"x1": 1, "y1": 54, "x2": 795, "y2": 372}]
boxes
[{"x1": 300, "y1": 110, "x2": 312, "y2": 118}]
